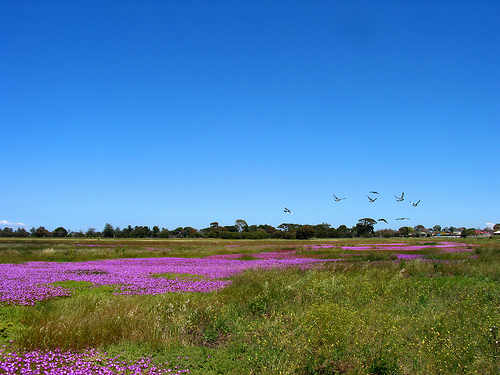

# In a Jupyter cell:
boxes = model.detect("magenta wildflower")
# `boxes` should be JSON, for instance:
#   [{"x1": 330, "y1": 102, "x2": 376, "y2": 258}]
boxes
[
  {"x1": 0, "y1": 256, "x2": 330, "y2": 305},
  {"x1": 0, "y1": 347, "x2": 190, "y2": 374}
]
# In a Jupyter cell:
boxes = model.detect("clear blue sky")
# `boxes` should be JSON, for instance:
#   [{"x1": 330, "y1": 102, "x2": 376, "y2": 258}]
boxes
[{"x1": 1, "y1": 1, "x2": 499, "y2": 232}]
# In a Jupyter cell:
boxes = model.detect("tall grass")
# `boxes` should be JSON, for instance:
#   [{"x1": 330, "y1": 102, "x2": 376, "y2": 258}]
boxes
[{"x1": 2, "y1": 238, "x2": 500, "y2": 374}]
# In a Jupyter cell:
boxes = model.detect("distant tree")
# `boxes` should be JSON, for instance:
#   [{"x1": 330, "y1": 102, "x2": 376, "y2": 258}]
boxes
[
  {"x1": 158, "y1": 228, "x2": 171, "y2": 238},
  {"x1": 0, "y1": 227, "x2": 13, "y2": 237},
  {"x1": 200, "y1": 222, "x2": 221, "y2": 237},
  {"x1": 337, "y1": 225, "x2": 351, "y2": 238},
  {"x1": 114, "y1": 227, "x2": 123, "y2": 238},
  {"x1": 461, "y1": 228, "x2": 476, "y2": 238},
  {"x1": 278, "y1": 223, "x2": 299, "y2": 232},
  {"x1": 312, "y1": 223, "x2": 338, "y2": 238},
  {"x1": 151, "y1": 226, "x2": 160, "y2": 238},
  {"x1": 413, "y1": 225, "x2": 428, "y2": 237},
  {"x1": 328, "y1": 227, "x2": 339, "y2": 238},
  {"x1": 224, "y1": 225, "x2": 239, "y2": 232},
  {"x1": 172, "y1": 227, "x2": 185, "y2": 238},
  {"x1": 414, "y1": 225, "x2": 426, "y2": 232},
  {"x1": 122, "y1": 225, "x2": 133, "y2": 238},
  {"x1": 14, "y1": 227, "x2": 30, "y2": 237},
  {"x1": 277, "y1": 231, "x2": 296, "y2": 239},
  {"x1": 313, "y1": 223, "x2": 329, "y2": 238},
  {"x1": 33, "y1": 226, "x2": 52, "y2": 237},
  {"x1": 494, "y1": 224, "x2": 500, "y2": 231},
  {"x1": 86, "y1": 228, "x2": 97, "y2": 237},
  {"x1": 376, "y1": 229, "x2": 396, "y2": 238},
  {"x1": 258, "y1": 224, "x2": 276, "y2": 235},
  {"x1": 102, "y1": 223, "x2": 115, "y2": 238},
  {"x1": 398, "y1": 226, "x2": 414, "y2": 237},
  {"x1": 219, "y1": 230, "x2": 241, "y2": 239},
  {"x1": 53, "y1": 227, "x2": 68, "y2": 238},
  {"x1": 184, "y1": 227, "x2": 200, "y2": 238},
  {"x1": 433, "y1": 225, "x2": 442, "y2": 232},
  {"x1": 243, "y1": 228, "x2": 268, "y2": 239},
  {"x1": 275, "y1": 223, "x2": 298, "y2": 239},
  {"x1": 234, "y1": 219, "x2": 248, "y2": 233},
  {"x1": 355, "y1": 218, "x2": 377, "y2": 237},
  {"x1": 72, "y1": 230, "x2": 85, "y2": 237},
  {"x1": 202, "y1": 229, "x2": 219, "y2": 238},
  {"x1": 350, "y1": 226, "x2": 359, "y2": 238},
  {"x1": 130, "y1": 226, "x2": 150, "y2": 238},
  {"x1": 296, "y1": 225, "x2": 315, "y2": 239}
]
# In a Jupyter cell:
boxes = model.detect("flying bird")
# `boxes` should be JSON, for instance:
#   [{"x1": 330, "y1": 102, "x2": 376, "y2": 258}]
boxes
[
  {"x1": 284, "y1": 207, "x2": 293, "y2": 214},
  {"x1": 367, "y1": 196, "x2": 377, "y2": 202},
  {"x1": 395, "y1": 192, "x2": 404, "y2": 202},
  {"x1": 333, "y1": 194, "x2": 346, "y2": 202},
  {"x1": 378, "y1": 218, "x2": 388, "y2": 223},
  {"x1": 396, "y1": 217, "x2": 410, "y2": 220},
  {"x1": 369, "y1": 191, "x2": 379, "y2": 195},
  {"x1": 410, "y1": 200, "x2": 420, "y2": 207}
]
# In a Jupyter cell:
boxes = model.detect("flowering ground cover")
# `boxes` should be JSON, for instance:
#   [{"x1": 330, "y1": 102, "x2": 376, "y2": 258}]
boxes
[
  {"x1": 1, "y1": 241, "x2": 476, "y2": 305},
  {"x1": 307, "y1": 241, "x2": 474, "y2": 252},
  {"x1": 209, "y1": 241, "x2": 477, "y2": 265},
  {"x1": 0, "y1": 255, "x2": 331, "y2": 305},
  {"x1": 302, "y1": 241, "x2": 477, "y2": 261},
  {"x1": 0, "y1": 346, "x2": 191, "y2": 374}
]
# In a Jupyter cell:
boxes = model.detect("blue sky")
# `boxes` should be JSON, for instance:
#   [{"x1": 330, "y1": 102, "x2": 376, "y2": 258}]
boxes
[{"x1": 1, "y1": 0, "x2": 499, "y2": 232}]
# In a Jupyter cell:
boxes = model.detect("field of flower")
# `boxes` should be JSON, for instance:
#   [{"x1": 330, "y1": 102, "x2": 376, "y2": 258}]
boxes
[{"x1": 1, "y1": 237, "x2": 499, "y2": 374}]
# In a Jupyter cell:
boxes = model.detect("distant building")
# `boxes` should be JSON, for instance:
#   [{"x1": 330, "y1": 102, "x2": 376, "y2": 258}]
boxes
[{"x1": 472, "y1": 230, "x2": 491, "y2": 238}]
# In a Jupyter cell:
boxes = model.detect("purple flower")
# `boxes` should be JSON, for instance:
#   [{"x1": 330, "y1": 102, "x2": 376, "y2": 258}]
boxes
[
  {"x1": 0, "y1": 347, "x2": 190, "y2": 374},
  {"x1": 0, "y1": 256, "x2": 331, "y2": 304}
]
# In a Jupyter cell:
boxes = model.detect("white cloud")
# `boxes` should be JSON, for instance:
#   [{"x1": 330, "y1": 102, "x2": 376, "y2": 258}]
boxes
[{"x1": 0, "y1": 220, "x2": 28, "y2": 228}]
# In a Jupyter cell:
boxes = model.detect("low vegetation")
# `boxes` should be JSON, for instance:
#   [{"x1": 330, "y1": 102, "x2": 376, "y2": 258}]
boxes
[{"x1": 1, "y1": 238, "x2": 499, "y2": 374}]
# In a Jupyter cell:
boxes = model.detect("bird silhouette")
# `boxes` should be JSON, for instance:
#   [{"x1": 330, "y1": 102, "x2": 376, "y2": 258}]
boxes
[
  {"x1": 333, "y1": 194, "x2": 346, "y2": 202},
  {"x1": 396, "y1": 217, "x2": 410, "y2": 220},
  {"x1": 395, "y1": 192, "x2": 404, "y2": 202},
  {"x1": 410, "y1": 200, "x2": 420, "y2": 207},
  {"x1": 284, "y1": 207, "x2": 293, "y2": 214},
  {"x1": 378, "y1": 218, "x2": 388, "y2": 223},
  {"x1": 367, "y1": 196, "x2": 377, "y2": 203},
  {"x1": 369, "y1": 191, "x2": 379, "y2": 195}
]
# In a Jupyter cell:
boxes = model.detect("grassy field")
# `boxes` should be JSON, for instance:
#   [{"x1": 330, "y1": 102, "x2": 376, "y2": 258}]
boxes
[{"x1": 1, "y1": 237, "x2": 499, "y2": 374}]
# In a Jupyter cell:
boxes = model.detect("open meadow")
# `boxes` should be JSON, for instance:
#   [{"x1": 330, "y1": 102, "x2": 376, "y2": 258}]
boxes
[{"x1": 1, "y1": 237, "x2": 499, "y2": 374}]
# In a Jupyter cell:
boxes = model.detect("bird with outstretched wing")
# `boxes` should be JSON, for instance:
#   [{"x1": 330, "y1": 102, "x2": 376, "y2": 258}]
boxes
[{"x1": 333, "y1": 194, "x2": 346, "y2": 202}]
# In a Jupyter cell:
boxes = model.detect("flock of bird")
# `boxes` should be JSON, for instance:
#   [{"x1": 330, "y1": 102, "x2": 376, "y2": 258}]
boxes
[{"x1": 284, "y1": 191, "x2": 421, "y2": 225}]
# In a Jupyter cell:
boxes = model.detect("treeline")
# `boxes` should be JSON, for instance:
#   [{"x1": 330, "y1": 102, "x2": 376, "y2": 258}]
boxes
[{"x1": 2, "y1": 219, "x2": 494, "y2": 239}]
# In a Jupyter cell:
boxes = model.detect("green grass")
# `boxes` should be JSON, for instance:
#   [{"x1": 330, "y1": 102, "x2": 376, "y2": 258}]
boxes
[
  {"x1": 1, "y1": 237, "x2": 500, "y2": 374},
  {"x1": 50, "y1": 280, "x2": 120, "y2": 295},
  {"x1": 150, "y1": 272, "x2": 207, "y2": 280}
]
